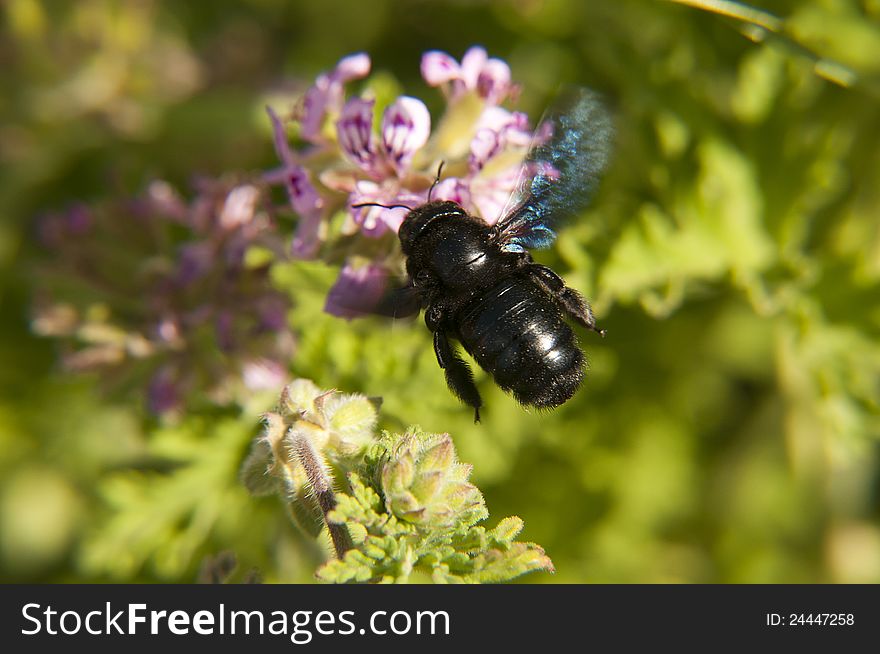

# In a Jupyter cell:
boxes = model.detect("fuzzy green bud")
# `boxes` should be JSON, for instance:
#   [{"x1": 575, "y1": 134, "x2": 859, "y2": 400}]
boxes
[
  {"x1": 276, "y1": 379, "x2": 377, "y2": 461},
  {"x1": 240, "y1": 378, "x2": 379, "y2": 554},
  {"x1": 381, "y1": 431, "x2": 487, "y2": 529}
]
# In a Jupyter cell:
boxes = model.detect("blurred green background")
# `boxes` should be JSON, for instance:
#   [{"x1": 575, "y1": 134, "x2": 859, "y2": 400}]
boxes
[{"x1": 1, "y1": 0, "x2": 879, "y2": 583}]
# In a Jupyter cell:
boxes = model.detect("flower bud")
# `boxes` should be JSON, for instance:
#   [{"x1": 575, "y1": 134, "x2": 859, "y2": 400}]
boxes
[{"x1": 381, "y1": 431, "x2": 487, "y2": 529}]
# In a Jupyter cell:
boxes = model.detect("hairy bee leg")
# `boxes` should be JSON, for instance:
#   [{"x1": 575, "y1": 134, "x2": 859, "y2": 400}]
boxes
[
  {"x1": 528, "y1": 264, "x2": 606, "y2": 336},
  {"x1": 433, "y1": 331, "x2": 483, "y2": 422}
]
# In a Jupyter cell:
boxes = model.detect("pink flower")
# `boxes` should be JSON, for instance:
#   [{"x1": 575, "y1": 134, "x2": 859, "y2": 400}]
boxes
[
  {"x1": 469, "y1": 108, "x2": 533, "y2": 172},
  {"x1": 264, "y1": 106, "x2": 325, "y2": 258},
  {"x1": 336, "y1": 98, "x2": 378, "y2": 171},
  {"x1": 461, "y1": 108, "x2": 552, "y2": 223},
  {"x1": 421, "y1": 46, "x2": 517, "y2": 104},
  {"x1": 430, "y1": 177, "x2": 471, "y2": 208},
  {"x1": 266, "y1": 46, "x2": 544, "y2": 318},
  {"x1": 242, "y1": 358, "x2": 286, "y2": 391},
  {"x1": 382, "y1": 97, "x2": 432, "y2": 174},
  {"x1": 34, "y1": 178, "x2": 296, "y2": 416},
  {"x1": 219, "y1": 184, "x2": 260, "y2": 230},
  {"x1": 349, "y1": 180, "x2": 422, "y2": 237},
  {"x1": 334, "y1": 95, "x2": 431, "y2": 239},
  {"x1": 336, "y1": 96, "x2": 431, "y2": 178},
  {"x1": 299, "y1": 52, "x2": 371, "y2": 143},
  {"x1": 469, "y1": 167, "x2": 524, "y2": 226}
]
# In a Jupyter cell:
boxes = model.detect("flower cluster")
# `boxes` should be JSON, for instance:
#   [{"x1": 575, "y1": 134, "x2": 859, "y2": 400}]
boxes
[
  {"x1": 32, "y1": 178, "x2": 294, "y2": 416},
  {"x1": 30, "y1": 47, "x2": 536, "y2": 414},
  {"x1": 266, "y1": 46, "x2": 536, "y2": 318}
]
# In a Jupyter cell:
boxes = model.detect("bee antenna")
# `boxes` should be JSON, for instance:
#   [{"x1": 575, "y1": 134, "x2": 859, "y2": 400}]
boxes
[
  {"x1": 351, "y1": 202, "x2": 414, "y2": 211},
  {"x1": 427, "y1": 161, "x2": 445, "y2": 202}
]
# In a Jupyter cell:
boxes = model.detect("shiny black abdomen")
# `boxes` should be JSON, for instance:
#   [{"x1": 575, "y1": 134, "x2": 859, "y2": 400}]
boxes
[{"x1": 455, "y1": 275, "x2": 584, "y2": 408}]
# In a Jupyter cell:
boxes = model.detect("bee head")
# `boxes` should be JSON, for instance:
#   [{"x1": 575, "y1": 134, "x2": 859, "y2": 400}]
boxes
[{"x1": 398, "y1": 200, "x2": 466, "y2": 254}]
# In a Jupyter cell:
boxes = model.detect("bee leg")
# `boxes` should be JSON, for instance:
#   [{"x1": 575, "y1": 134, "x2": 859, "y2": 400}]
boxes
[
  {"x1": 433, "y1": 330, "x2": 483, "y2": 422},
  {"x1": 528, "y1": 265, "x2": 606, "y2": 337}
]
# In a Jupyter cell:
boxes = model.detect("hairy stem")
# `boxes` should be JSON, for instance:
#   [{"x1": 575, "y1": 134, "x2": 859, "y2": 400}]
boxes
[{"x1": 288, "y1": 428, "x2": 353, "y2": 558}]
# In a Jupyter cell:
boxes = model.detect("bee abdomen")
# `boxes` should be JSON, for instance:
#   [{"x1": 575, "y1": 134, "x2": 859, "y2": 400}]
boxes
[{"x1": 456, "y1": 278, "x2": 585, "y2": 408}]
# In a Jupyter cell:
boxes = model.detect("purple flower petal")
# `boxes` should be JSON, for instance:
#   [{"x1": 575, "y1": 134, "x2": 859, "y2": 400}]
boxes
[
  {"x1": 381, "y1": 96, "x2": 431, "y2": 173},
  {"x1": 468, "y1": 109, "x2": 532, "y2": 175},
  {"x1": 459, "y1": 46, "x2": 489, "y2": 90},
  {"x1": 351, "y1": 202, "x2": 407, "y2": 237},
  {"x1": 324, "y1": 261, "x2": 390, "y2": 319},
  {"x1": 266, "y1": 105, "x2": 295, "y2": 166},
  {"x1": 503, "y1": 111, "x2": 533, "y2": 146},
  {"x1": 334, "y1": 52, "x2": 371, "y2": 83},
  {"x1": 469, "y1": 127, "x2": 504, "y2": 173},
  {"x1": 291, "y1": 209, "x2": 323, "y2": 258},
  {"x1": 474, "y1": 106, "x2": 516, "y2": 133},
  {"x1": 477, "y1": 57, "x2": 513, "y2": 104},
  {"x1": 376, "y1": 207, "x2": 408, "y2": 234},
  {"x1": 219, "y1": 185, "x2": 259, "y2": 229},
  {"x1": 300, "y1": 53, "x2": 372, "y2": 143},
  {"x1": 266, "y1": 106, "x2": 325, "y2": 226},
  {"x1": 421, "y1": 50, "x2": 461, "y2": 86},
  {"x1": 430, "y1": 177, "x2": 472, "y2": 208},
  {"x1": 300, "y1": 79, "x2": 333, "y2": 143},
  {"x1": 471, "y1": 166, "x2": 524, "y2": 225},
  {"x1": 272, "y1": 151, "x2": 330, "y2": 254},
  {"x1": 421, "y1": 46, "x2": 515, "y2": 105},
  {"x1": 475, "y1": 160, "x2": 559, "y2": 225},
  {"x1": 242, "y1": 358, "x2": 286, "y2": 391},
  {"x1": 337, "y1": 97, "x2": 379, "y2": 173},
  {"x1": 285, "y1": 166, "x2": 323, "y2": 218},
  {"x1": 350, "y1": 181, "x2": 417, "y2": 237}
]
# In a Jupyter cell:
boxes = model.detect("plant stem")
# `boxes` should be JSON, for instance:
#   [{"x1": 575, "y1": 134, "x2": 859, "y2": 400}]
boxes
[
  {"x1": 288, "y1": 427, "x2": 353, "y2": 558},
  {"x1": 665, "y1": 0, "x2": 862, "y2": 91},
  {"x1": 666, "y1": 0, "x2": 781, "y2": 31}
]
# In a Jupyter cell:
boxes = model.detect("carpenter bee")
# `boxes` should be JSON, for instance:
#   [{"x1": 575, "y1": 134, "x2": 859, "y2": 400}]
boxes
[{"x1": 359, "y1": 88, "x2": 612, "y2": 421}]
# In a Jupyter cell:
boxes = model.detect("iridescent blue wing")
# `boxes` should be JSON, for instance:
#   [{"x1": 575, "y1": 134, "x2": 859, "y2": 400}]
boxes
[{"x1": 495, "y1": 87, "x2": 613, "y2": 252}]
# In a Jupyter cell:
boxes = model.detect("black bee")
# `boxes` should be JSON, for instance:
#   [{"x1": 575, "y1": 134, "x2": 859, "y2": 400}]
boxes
[{"x1": 362, "y1": 88, "x2": 612, "y2": 421}]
